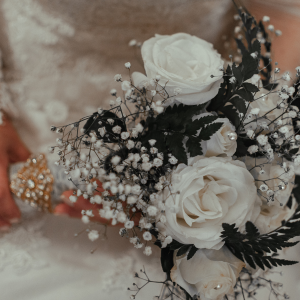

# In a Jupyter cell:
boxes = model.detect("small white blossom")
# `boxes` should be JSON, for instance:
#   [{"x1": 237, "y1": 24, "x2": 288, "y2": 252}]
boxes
[
  {"x1": 136, "y1": 123, "x2": 144, "y2": 133},
  {"x1": 131, "y1": 129, "x2": 139, "y2": 138},
  {"x1": 143, "y1": 246, "x2": 152, "y2": 256},
  {"x1": 150, "y1": 90, "x2": 157, "y2": 97},
  {"x1": 142, "y1": 162, "x2": 152, "y2": 171},
  {"x1": 110, "y1": 89, "x2": 117, "y2": 96},
  {"x1": 81, "y1": 215, "x2": 90, "y2": 224},
  {"x1": 111, "y1": 156, "x2": 121, "y2": 165},
  {"x1": 143, "y1": 231, "x2": 152, "y2": 241},
  {"x1": 132, "y1": 185, "x2": 141, "y2": 194},
  {"x1": 98, "y1": 127, "x2": 106, "y2": 137},
  {"x1": 126, "y1": 140, "x2": 135, "y2": 149},
  {"x1": 268, "y1": 24, "x2": 274, "y2": 32},
  {"x1": 112, "y1": 125, "x2": 122, "y2": 134},
  {"x1": 117, "y1": 212, "x2": 127, "y2": 223},
  {"x1": 125, "y1": 220, "x2": 134, "y2": 229},
  {"x1": 289, "y1": 110, "x2": 297, "y2": 118},
  {"x1": 153, "y1": 158, "x2": 163, "y2": 168},
  {"x1": 169, "y1": 156, "x2": 178, "y2": 165},
  {"x1": 128, "y1": 39, "x2": 137, "y2": 46},
  {"x1": 114, "y1": 74, "x2": 122, "y2": 81},
  {"x1": 160, "y1": 215, "x2": 167, "y2": 223},
  {"x1": 279, "y1": 126, "x2": 289, "y2": 134},
  {"x1": 147, "y1": 206, "x2": 158, "y2": 216},
  {"x1": 154, "y1": 182, "x2": 163, "y2": 191},
  {"x1": 107, "y1": 119, "x2": 114, "y2": 125},
  {"x1": 259, "y1": 184, "x2": 268, "y2": 192},
  {"x1": 121, "y1": 80, "x2": 131, "y2": 91},
  {"x1": 247, "y1": 129, "x2": 254, "y2": 139},
  {"x1": 161, "y1": 236, "x2": 173, "y2": 248},
  {"x1": 229, "y1": 77, "x2": 236, "y2": 83},
  {"x1": 148, "y1": 139, "x2": 156, "y2": 146},
  {"x1": 282, "y1": 72, "x2": 291, "y2": 81},
  {"x1": 121, "y1": 132, "x2": 130, "y2": 140},
  {"x1": 127, "y1": 196, "x2": 137, "y2": 204},
  {"x1": 88, "y1": 230, "x2": 99, "y2": 241},
  {"x1": 250, "y1": 108, "x2": 260, "y2": 115},
  {"x1": 262, "y1": 16, "x2": 270, "y2": 22},
  {"x1": 248, "y1": 145, "x2": 258, "y2": 154},
  {"x1": 275, "y1": 30, "x2": 282, "y2": 36},
  {"x1": 257, "y1": 135, "x2": 268, "y2": 146},
  {"x1": 125, "y1": 62, "x2": 131, "y2": 69},
  {"x1": 69, "y1": 195, "x2": 77, "y2": 203}
]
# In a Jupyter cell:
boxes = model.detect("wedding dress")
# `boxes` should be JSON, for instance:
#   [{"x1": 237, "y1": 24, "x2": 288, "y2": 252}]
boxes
[{"x1": 0, "y1": 1, "x2": 300, "y2": 299}]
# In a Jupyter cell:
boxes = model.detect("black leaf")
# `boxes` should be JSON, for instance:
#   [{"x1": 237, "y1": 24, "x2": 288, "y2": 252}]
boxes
[
  {"x1": 198, "y1": 123, "x2": 223, "y2": 141},
  {"x1": 187, "y1": 246, "x2": 198, "y2": 260},
  {"x1": 177, "y1": 245, "x2": 192, "y2": 257}
]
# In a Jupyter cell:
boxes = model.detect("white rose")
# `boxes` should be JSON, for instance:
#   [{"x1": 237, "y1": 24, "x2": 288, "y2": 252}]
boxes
[
  {"x1": 196, "y1": 115, "x2": 237, "y2": 157},
  {"x1": 171, "y1": 246, "x2": 245, "y2": 300},
  {"x1": 255, "y1": 197, "x2": 297, "y2": 234},
  {"x1": 249, "y1": 89, "x2": 283, "y2": 121},
  {"x1": 244, "y1": 156, "x2": 295, "y2": 207},
  {"x1": 132, "y1": 33, "x2": 224, "y2": 105},
  {"x1": 163, "y1": 156, "x2": 261, "y2": 249}
]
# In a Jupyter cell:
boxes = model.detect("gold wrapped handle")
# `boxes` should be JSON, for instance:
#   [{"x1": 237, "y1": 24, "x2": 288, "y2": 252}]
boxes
[{"x1": 10, "y1": 154, "x2": 54, "y2": 213}]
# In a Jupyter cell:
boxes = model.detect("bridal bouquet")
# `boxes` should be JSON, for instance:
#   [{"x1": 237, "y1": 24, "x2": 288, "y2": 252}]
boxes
[{"x1": 51, "y1": 5, "x2": 300, "y2": 300}]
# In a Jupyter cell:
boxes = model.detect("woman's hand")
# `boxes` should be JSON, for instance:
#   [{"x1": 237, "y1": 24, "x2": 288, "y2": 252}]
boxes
[{"x1": 0, "y1": 114, "x2": 31, "y2": 230}]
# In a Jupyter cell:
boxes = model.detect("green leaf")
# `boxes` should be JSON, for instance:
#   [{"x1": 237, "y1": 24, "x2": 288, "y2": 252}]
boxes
[
  {"x1": 219, "y1": 105, "x2": 240, "y2": 128},
  {"x1": 185, "y1": 116, "x2": 218, "y2": 136},
  {"x1": 232, "y1": 63, "x2": 243, "y2": 85},
  {"x1": 198, "y1": 123, "x2": 223, "y2": 141},
  {"x1": 230, "y1": 96, "x2": 247, "y2": 115},
  {"x1": 245, "y1": 221, "x2": 260, "y2": 238},
  {"x1": 242, "y1": 51, "x2": 259, "y2": 81},
  {"x1": 236, "y1": 88, "x2": 254, "y2": 102},
  {"x1": 221, "y1": 208, "x2": 300, "y2": 270},
  {"x1": 243, "y1": 82, "x2": 260, "y2": 93},
  {"x1": 252, "y1": 39, "x2": 261, "y2": 57},
  {"x1": 186, "y1": 136, "x2": 203, "y2": 157},
  {"x1": 161, "y1": 247, "x2": 174, "y2": 273},
  {"x1": 169, "y1": 240, "x2": 185, "y2": 251},
  {"x1": 166, "y1": 133, "x2": 187, "y2": 164}
]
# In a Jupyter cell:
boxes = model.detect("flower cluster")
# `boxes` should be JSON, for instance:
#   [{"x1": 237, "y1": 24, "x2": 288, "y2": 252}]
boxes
[{"x1": 51, "y1": 6, "x2": 300, "y2": 300}]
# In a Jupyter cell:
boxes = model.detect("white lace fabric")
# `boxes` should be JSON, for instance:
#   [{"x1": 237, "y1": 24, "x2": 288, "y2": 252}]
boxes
[{"x1": 1, "y1": 0, "x2": 300, "y2": 299}]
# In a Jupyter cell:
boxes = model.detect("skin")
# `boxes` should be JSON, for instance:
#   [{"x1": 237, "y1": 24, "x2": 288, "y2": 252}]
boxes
[
  {"x1": 0, "y1": 115, "x2": 30, "y2": 230},
  {"x1": 0, "y1": 115, "x2": 138, "y2": 229}
]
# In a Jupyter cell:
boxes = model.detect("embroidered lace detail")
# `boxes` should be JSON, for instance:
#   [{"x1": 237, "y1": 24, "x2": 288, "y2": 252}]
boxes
[{"x1": 0, "y1": 213, "x2": 49, "y2": 275}]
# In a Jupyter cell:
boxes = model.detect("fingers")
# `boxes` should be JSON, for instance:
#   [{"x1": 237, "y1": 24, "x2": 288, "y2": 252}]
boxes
[
  {"x1": 53, "y1": 203, "x2": 117, "y2": 226},
  {"x1": 0, "y1": 115, "x2": 31, "y2": 163},
  {"x1": 0, "y1": 166, "x2": 21, "y2": 223},
  {"x1": 0, "y1": 218, "x2": 10, "y2": 232},
  {"x1": 61, "y1": 191, "x2": 102, "y2": 211}
]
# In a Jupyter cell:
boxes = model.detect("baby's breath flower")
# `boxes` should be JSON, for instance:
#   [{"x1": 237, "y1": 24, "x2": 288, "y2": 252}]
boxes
[
  {"x1": 143, "y1": 246, "x2": 152, "y2": 256},
  {"x1": 248, "y1": 145, "x2": 258, "y2": 154},
  {"x1": 88, "y1": 230, "x2": 99, "y2": 241},
  {"x1": 257, "y1": 135, "x2": 268, "y2": 146},
  {"x1": 125, "y1": 62, "x2": 131, "y2": 69},
  {"x1": 259, "y1": 184, "x2": 268, "y2": 192},
  {"x1": 143, "y1": 231, "x2": 152, "y2": 241},
  {"x1": 147, "y1": 206, "x2": 158, "y2": 216}
]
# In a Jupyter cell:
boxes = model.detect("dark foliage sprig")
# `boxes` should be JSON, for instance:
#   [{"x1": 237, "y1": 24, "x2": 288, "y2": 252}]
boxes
[{"x1": 221, "y1": 205, "x2": 300, "y2": 270}]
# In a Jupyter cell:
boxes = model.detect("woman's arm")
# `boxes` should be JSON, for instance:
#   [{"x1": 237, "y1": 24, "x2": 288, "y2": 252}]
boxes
[{"x1": 0, "y1": 114, "x2": 30, "y2": 230}]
